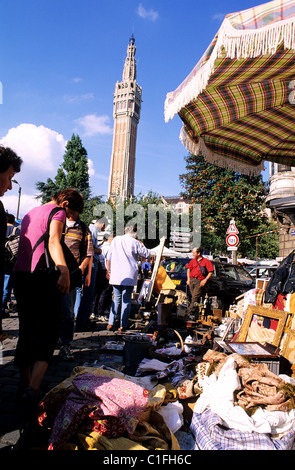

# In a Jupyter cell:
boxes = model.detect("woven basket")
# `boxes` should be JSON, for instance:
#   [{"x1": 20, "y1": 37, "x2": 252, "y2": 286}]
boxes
[{"x1": 149, "y1": 328, "x2": 185, "y2": 363}]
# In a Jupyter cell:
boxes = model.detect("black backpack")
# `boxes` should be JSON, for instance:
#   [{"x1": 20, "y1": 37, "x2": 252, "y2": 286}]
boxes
[{"x1": 31, "y1": 207, "x2": 83, "y2": 290}]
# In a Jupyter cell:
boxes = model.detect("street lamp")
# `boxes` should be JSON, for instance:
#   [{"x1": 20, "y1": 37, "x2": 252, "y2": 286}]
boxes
[{"x1": 12, "y1": 179, "x2": 21, "y2": 220}]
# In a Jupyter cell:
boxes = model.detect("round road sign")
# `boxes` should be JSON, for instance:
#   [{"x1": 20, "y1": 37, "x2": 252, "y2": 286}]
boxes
[{"x1": 226, "y1": 233, "x2": 239, "y2": 247}]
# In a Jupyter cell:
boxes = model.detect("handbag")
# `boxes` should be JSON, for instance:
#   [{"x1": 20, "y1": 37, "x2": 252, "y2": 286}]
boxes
[
  {"x1": 30, "y1": 207, "x2": 82, "y2": 290},
  {"x1": 5, "y1": 226, "x2": 20, "y2": 264},
  {"x1": 197, "y1": 260, "x2": 208, "y2": 278}
]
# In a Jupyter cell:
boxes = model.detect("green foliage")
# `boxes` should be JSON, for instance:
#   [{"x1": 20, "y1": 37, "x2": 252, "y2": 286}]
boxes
[
  {"x1": 180, "y1": 153, "x2": 279, "y2": 259},
  {"x1": 35, "y1": 178, "x2": 57, "y2": 204},
  {"x1": 36, "y1": 134, "x2": 103, "y2": 225}
]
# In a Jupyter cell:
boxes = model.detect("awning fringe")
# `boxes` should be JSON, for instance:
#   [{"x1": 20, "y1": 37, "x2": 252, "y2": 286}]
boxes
[{"x1": 180, "y1": 128, "x2": 265, "y2": 176}]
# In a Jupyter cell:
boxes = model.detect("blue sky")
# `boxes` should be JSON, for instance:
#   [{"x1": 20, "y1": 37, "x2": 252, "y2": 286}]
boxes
[{"x1": 0, "y1": 0, "x2": 268, "y2": 217}]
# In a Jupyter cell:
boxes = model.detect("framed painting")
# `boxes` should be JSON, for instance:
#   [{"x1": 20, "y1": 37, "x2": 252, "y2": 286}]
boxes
[
  {"x1": 225, "y1": 341, "x2": 278, "y2": 358},
  {"x1": 235, "y1": 305, "x2": 288, "y2": 348}
]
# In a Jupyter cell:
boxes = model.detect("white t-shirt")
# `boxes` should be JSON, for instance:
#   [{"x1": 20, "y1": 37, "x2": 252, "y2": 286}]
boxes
[{"x1": 106, "y1": 233, "x2": 150, "y2": 286}]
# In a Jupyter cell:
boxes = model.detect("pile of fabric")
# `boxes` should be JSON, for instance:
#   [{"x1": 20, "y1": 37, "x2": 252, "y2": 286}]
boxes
[
  {"x1": 190, "y1": 350, "x2": 295, "y2": 450},
  {"x1": 38, "y1": 366, "x2": 181, "y2": 450},
  {"x1": 135, "y1": 355, "x2": 209, "y2": 400},
  {"x1": 37, "y1": 343, "x2": 295, "y2": 450}
]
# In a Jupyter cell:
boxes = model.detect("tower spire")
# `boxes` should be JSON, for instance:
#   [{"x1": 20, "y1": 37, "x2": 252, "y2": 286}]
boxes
[{"x1": 122, "y1": 34, "x2": 136, "y2": 82}]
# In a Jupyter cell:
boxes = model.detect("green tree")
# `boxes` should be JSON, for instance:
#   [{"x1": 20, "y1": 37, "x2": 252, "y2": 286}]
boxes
[
  {"x1": 180, "y1": 153, "x2": 279, "y2": 259},
  {"x1": 36, "y1": 134, "x2": 103, "y2": 224}
]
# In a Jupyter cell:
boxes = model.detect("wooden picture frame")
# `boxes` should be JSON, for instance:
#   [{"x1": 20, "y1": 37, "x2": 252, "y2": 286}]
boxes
[
  {"x1": 225, "y1": 341, "x2": 278, "y2": 358},
  {"x1": 281, "y1": 329, "x2": 295, "y2": 364},
  {"x1": 235, "y1": 305, "x2": 288, "y2": 347}
]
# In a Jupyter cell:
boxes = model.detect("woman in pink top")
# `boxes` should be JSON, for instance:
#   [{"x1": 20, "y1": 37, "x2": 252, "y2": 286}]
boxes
[{"x1": 13, "y1": 188, "x2": 84, "y2": 421}]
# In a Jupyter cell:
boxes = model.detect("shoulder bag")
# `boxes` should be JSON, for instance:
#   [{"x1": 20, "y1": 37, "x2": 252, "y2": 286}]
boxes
[
  {"x1": 30, "y1": 207, "x2": 82, "y2": 290},
  {"x1": 197, "y1": 260, "x2": 208, "y2": 278}
]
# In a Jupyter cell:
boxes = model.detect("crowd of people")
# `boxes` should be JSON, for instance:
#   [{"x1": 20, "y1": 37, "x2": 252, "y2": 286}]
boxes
[
  {"x1": 0, "y1": 144, "x2": 215, "y2": 434},
  {"x1": 0, "y1": 144, "x2": 154, "y2": 425}
]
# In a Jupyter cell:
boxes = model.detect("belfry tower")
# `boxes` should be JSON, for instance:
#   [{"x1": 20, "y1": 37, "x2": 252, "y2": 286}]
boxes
[{"x1": 108, "y1": 35, "x2": 142, "y2": 200}]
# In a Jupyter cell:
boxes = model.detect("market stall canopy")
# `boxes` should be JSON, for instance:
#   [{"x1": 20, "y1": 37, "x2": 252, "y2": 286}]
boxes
[
  {"x1": 150, "y1": 244, "x2": 189, "y2": 257},
  {"x1": 237, "y1": 258, "x2": 256, "y2": 265},
  {"x1": 164, "y1": 0, "x2": 295, "y2": 175}
]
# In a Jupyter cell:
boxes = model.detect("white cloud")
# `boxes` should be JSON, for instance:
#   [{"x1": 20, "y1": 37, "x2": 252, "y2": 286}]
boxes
[
  {"x1": 2, "y1": 193, "x2": 41, "y2": 220},
  {"x1": 0, "y1": 123, "x2": 67, "y2": 217},
  {"x1": 0, "y1": 123, "x2": 105, "y2": 218},
  {"x1": 137, "y1": 3, "x2": 159, "y2": 21},
  {"x1": 75, "y1": 113, "x2": 113, "y2": 137},
  {"x1": 0, "y1": 124, "x2": 67, "y2": 173},
  {"x1": 88, "y1": 158, "x2": 95, "y2": 177}
]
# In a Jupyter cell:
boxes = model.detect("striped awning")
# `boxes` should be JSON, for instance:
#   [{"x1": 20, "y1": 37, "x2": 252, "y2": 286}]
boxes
[{"x1": 165, "y1": 0, "x2": 295, "y2": 175}]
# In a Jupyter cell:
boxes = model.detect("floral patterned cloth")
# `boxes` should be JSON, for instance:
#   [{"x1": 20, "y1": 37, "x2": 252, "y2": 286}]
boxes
[{"x1": 39, "y1": 372, "x2": 149, "y2": 450}]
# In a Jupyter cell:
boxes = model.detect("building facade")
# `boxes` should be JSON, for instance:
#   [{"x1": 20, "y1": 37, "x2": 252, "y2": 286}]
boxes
[
  {"x1": 266, "y1": 163, "x2": 295, "y2": 258},
  {"x1": 107, "y1": 35, "x2": 142, "y2": 200}
]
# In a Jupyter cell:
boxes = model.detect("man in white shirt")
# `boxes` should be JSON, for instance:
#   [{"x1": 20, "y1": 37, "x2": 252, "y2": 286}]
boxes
[{"x1": 106, "y1": 226, "x2": 150, "y2": 332}]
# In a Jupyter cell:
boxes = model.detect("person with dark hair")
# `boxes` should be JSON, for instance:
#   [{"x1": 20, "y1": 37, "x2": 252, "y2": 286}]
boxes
[
  {"x1": 0, "y1": 146, "x2": 22, "y2": 341},
  {"x1": 0, "y1": 145, "x2": 22, "y2": 174},
  {"x1": 75, "y1": 219, "x2": 105, "y2": 331},
  {"x1": 12, "y1": 188, "x2": 83, "y2": 417},
  {"x1": 142, "y1": 258, "x2": 152, "y2": 279},
  {"x1": 53, "y1": 188, "x2": 84, "y2": 214},
  {"x1": 92, "y1": 233, "x2": 113, "y2": 321},
  {"x1": 58, "y1": 202, "x2": 93, "y2": 360},
  {"x1": 186, "y1": 247, "x2": 214, "y2": 317}
]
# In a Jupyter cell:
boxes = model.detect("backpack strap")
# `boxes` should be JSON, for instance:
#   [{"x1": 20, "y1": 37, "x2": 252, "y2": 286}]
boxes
[
  {"x1": 78, "y1": 219, "x2": 88, "y2": 260},
  {"x1": 30, "y1": 207, "x2": 66, "y2": 267}
]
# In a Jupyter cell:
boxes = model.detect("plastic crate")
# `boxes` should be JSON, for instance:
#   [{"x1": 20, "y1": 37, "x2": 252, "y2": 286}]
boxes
[{"x1": 250, "y1": 357, "x2": 281, "y2": 375}]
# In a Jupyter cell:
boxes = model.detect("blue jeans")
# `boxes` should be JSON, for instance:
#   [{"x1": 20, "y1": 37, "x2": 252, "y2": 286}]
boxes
[
  {"x1": 109, "y1": 285, "x2": 133, "y2": 329},
  {"x1": 60, "y1": 288, "x2": 77, "y2": 346},
  {"x1": 2, "y1": 274, "x2": 13, "y2": 312},
  {"x1": 74, "y1": 287, "x2": 81, "y2": 316}
]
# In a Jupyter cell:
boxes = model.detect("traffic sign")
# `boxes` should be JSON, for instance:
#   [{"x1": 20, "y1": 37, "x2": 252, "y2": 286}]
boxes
[
  {"x1": 226, "y1": 233, "x2": 239, "y2": 247},
  {"x1": 226, "y1": 222, "x2": 239, "y2": 235}
]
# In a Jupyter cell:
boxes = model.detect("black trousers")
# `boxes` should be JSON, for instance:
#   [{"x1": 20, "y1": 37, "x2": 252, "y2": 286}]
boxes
[
  {"x1": 93, "y1": 263, "x2": 113, "y2": 316},
  {"x1": 13, "y1": 270, "x2": 62, "y2": 366}
]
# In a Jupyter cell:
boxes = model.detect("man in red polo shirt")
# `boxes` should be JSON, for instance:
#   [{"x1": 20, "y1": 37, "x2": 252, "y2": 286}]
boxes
[{"x1": 186, "y1": 247, "x2": 214, "y2": 317}]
